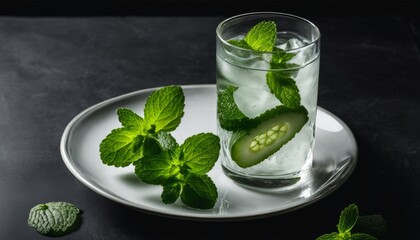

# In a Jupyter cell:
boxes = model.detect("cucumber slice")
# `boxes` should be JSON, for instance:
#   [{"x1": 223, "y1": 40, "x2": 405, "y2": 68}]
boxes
[{"x1": 230, "y1": 106, "x2": 308, "y2": 168}]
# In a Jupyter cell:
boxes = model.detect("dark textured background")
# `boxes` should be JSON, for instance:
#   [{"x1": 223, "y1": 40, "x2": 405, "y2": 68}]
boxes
[{"x1": 1, "y1": 1, "x2": 420, "y2": 239}]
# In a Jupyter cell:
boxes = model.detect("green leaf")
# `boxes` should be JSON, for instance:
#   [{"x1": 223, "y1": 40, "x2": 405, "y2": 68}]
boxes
[
  {"x1": 99, "y1": 128, "x2": 144, "y2": 167},
  {"x1": 28, "y1": 202, "x2": 81, "y2": 236},
  {"x1": 271, "y1": 47, "x2": 296, "y2": 64},
  {"x1": 350, "y1": 233, "x2": 378, "y2": 240},
  {"x1": 217, "y1": 85, "x2": 252, "y2": 131},
  {"x1": 153, "y1": 131, "x2": 179, "y2": 152},
  {"x1": 353, "y1": 214, "x2": 387, "y2": 239},
  {"x1": 142, "y1": 136, "x2": 163, "y2": 157},
  {"x1": 266, "y1": 71, "x2": 301, "y2": 109},
  {"x1": 315, "y1": 232, "x2": 339, "y2": 240},
  {"x1": 117, "y1": 108, "x2": 146, "y2": 131},
  {"x1": 161, "y1": 178, "x2": 182, "y2": 204},
  {"x1": 134, "y1": 152, "x2": 180, "y2": 185},
  {"x1": 181, "y1": 174, "x2": 218, "y2": 209},
  {"x1": 337, "y1": 203, "x2": 359, "y2": 233},
  {"x1": 181, "y1": 133, "x2": 221, "y2": 175},
  {"x1": 228, "y1": 39, "x2": 254, "y2": 50},
  {"x1": 144, "y1": 85, "x2": 185, "y2": 133},
  {"x1": 244, "y1": 21, "x2": 277, "y2": 52}
]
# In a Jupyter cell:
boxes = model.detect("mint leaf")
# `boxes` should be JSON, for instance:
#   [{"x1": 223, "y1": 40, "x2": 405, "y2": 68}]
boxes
[
  {"x1": 181, "y1": 133, "x2": 220, "y2": 175},
  {"x1": 350, "y1": 233, "x2": 378, "y2": 240},
  {"x1": 144, "y1": 85, "x2": 185, "y2": 133},
  {"x1": 228, "y1": 39, "x2": 253, "y2": 50},
  {"x1": 217, "y1": 86, "x2": 252, "y2": 131},
  {"x1": 117, "y1": 108, "x2": 146, "y2": 131},
  {"x1": 271, "y1": 47, "x2": 297, "y2": 64},
  {"x1": 100, "y1": 128, "x2": 143, "y2": 167},
  {"x1": 315, "y1": 232, "x2": 339, "y2": 240},
  {"x1": 134, "y1": 151, "x2": 180, "y2": 185},
  {"x1": 161, "y1": 178, "x2": 182, "y2": 204},
  {"x1": 153, "y1": 131, "x2": 179, "y2": 151},
  {"x1": 28, "y1": 202, "x2": 81, "y2": 236},
  {"x1": 337, "y1": 203, "x2": 359, "y2": 233},
  {"x1": 181, "y1": 174, "x2": 218, "y2": 209},
  {"x1": 266, "y1": 72, "x2": 301, "y2": 109},
  {"x1": 353, "y1": 214, "x2": 387, "y2": 238},
  {"x1": 244, "y1": 20, "x2": 276, "y2": 51}
]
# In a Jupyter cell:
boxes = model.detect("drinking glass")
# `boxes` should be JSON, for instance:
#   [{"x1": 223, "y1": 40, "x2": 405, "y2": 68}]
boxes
[{"x1": 216, "y1": 12, "x2": 321, "y2": 188}]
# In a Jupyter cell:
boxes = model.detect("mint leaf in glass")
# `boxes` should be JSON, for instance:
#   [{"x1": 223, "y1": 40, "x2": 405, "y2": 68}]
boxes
[
  {"x1": 244, "y1": 20, "x2": 277, "y2": 52},
  {"x1": 144, "y1": 85, "x2": 185, "y2": 133},
  {"x1": 28, "y1": 202, "x2": 81, "y2": 236},
  {"x1": 266, "y1": 72, "x2": 301, "y2": 109},
  {"x1": 217, "y1": 85, "x2": 252, "y2": 131},
  {"x1": 228, "y1": 39, "x2": 253, "y2": 50}
]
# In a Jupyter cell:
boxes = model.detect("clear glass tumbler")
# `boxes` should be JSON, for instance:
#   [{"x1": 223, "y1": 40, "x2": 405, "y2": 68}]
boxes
[{"x1": 216, "y1": 12, "x2": 321, "y2": 189}]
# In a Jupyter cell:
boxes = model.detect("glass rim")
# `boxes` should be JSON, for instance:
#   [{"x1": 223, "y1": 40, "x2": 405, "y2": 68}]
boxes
[{"x1": 216, "y1": 12, "x2": 321, "y2": 54}]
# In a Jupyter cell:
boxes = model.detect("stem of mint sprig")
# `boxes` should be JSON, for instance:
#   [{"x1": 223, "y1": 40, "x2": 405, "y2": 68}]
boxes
[{"x1": 99, "y1": 85, "x2": 221, "y2": 209}]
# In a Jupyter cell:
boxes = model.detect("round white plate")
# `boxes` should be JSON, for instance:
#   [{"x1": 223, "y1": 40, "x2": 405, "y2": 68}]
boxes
[{"x1": 60, "y1": 84, "x2": 357, "y2": 221}]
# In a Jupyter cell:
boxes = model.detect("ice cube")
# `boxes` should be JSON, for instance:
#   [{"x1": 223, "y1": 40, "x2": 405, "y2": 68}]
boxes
[
  {"x1": 217, "y1": 55, "x2": 269, "y2": 89},
  {"x1": 285, "y1": 38, "x2": 305, "y2": 50},
  {"x1": 233, "y1": 86, "x2": 280, "y2": 118}
]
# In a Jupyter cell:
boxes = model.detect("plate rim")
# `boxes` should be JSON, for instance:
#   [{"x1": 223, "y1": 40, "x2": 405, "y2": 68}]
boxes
[{"x1": 60, "y1": 84, "x2": 358, "y2": 221}]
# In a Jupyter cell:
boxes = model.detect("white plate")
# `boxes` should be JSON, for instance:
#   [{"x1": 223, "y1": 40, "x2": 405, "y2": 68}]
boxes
[{"x1": 60, "y1": 84, "x2": 357, "y2": 221}]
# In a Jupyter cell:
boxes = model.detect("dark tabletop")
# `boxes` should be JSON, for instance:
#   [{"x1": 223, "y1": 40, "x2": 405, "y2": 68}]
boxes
[{"x1": 1, "y1": 1, "x2": 420, "y2": 239}]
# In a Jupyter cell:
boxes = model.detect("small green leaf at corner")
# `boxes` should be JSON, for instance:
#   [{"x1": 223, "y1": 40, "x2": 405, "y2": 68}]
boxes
[
  {"x1": 337, "y1": 203, "x2": 359, "y2": 233},
  {"x1": 28, "y1": 202, "x2": 81, "y2": 236},
  {"x1": 315, "y1": 232, "x2": 339, "y2": 240},
  {"x1": 350, "y1": 233, "x2": 378, "y2": 240}
]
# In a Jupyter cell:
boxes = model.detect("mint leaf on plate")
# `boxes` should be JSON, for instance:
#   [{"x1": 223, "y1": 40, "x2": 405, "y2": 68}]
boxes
[
  {"x1": 181, "y1": 133, "x2": 221, "y2": 175},
  {"x1": 135, "y1": 132, "x2": 220, "y2": 209},
  {"x1": 28, "y1": 202, "x2": 81, "y2": 236},
  {"x1": 144, "y1": 85, "x2": 185, "y2": 133},
  {"x1": 117, "y1": 108, "x2": 146, "y2": 131},
  {"x1": 181, "y1": 174, "x2": 218, "y2": 209},
  {"x1": 99, "y1": 128, "x2": 144, "y2": 167},
  {"x1": 100, "y1": 85, "x2": 185, "y2": 167}
]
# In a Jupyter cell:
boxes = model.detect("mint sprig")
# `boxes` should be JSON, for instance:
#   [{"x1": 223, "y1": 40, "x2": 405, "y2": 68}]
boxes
[
  {"x1": 316, "y1": 204, "x2": 386, "y2": 240},
  {"x1": 100, "y1": 85, "x2": 184, "y2": 167},
  {"x1": 28, "y1": 202, "x2": 81, "y2": 236},
  {"x1": 135, "y1": 133, "x2": 220, "y2": 209},
  {"x1": 99, "y1": 85, "x2": 221, "y2": 209},
  {"x1": 224, "y1": 20, "x2": 302, "y2": 112}
]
